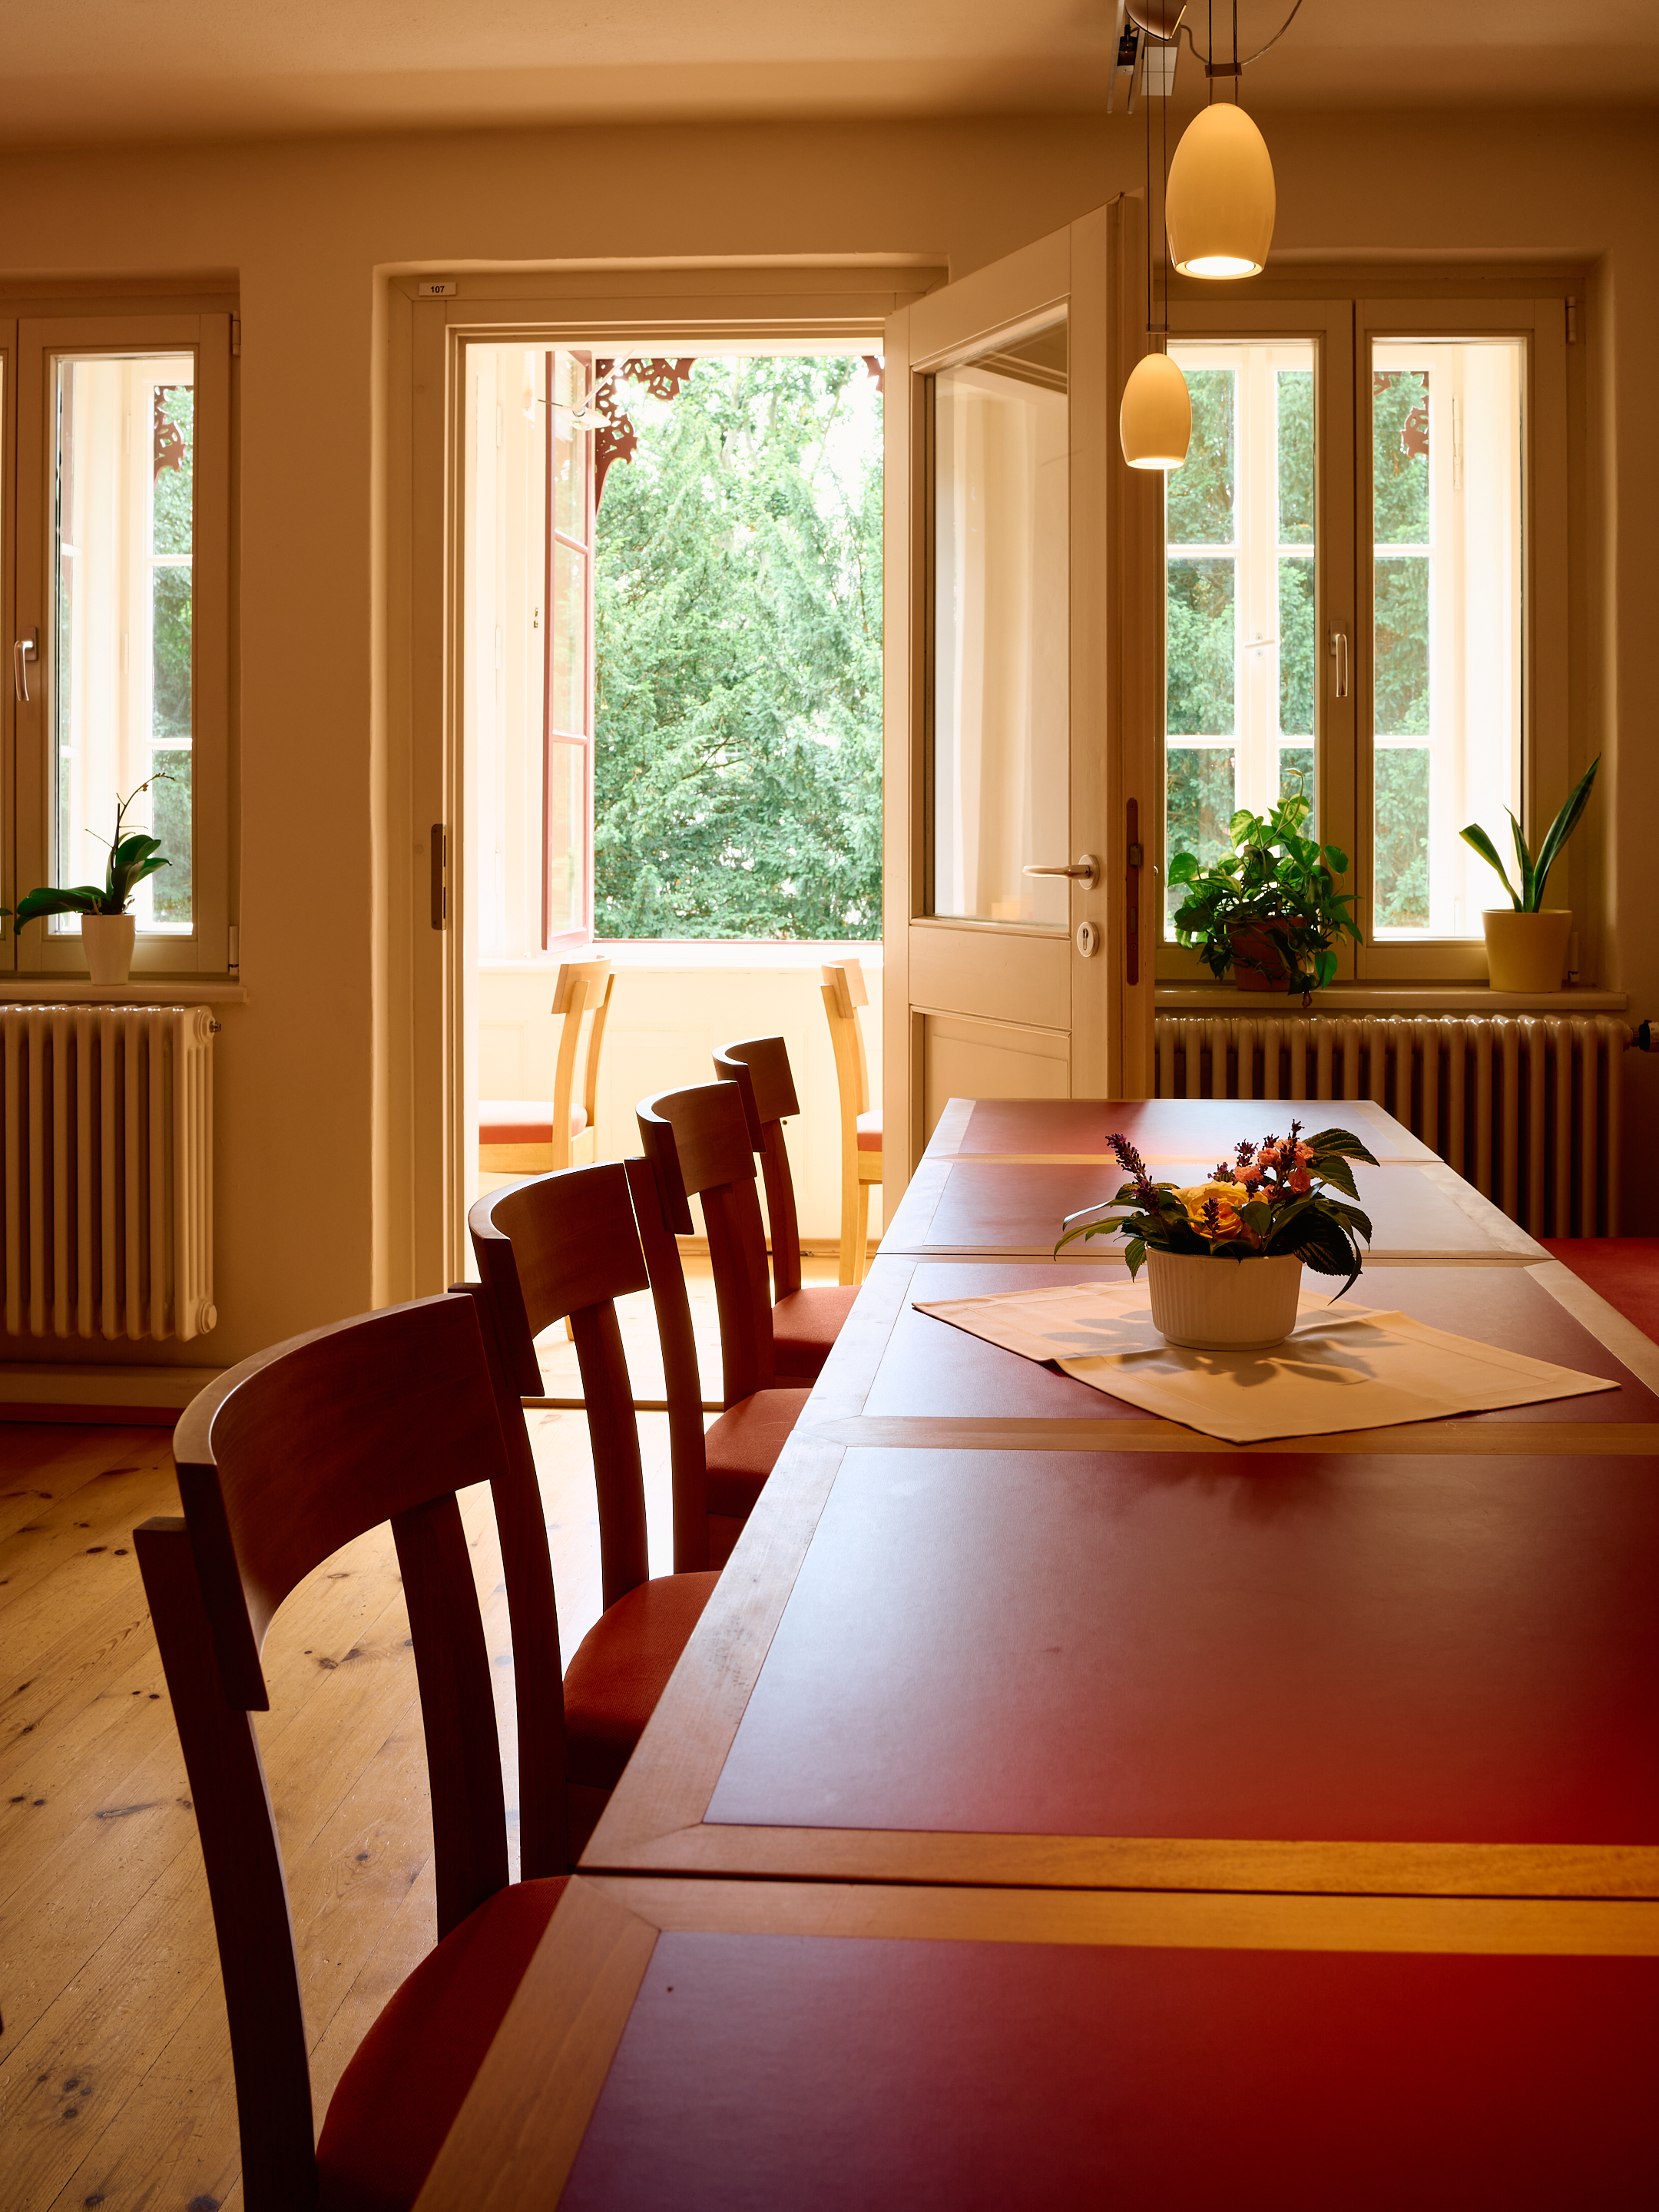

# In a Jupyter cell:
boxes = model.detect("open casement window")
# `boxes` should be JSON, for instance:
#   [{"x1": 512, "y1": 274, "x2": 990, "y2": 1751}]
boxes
[
  {"x1": 1159, "y1": 292, "x2": 1568, "y2": 986},
  {"x1": 7, "y1": 314, "x2": 231, "y2": 975},
  {"x1": 466, "y1": 344, "x2": 595, "y2": 959}
]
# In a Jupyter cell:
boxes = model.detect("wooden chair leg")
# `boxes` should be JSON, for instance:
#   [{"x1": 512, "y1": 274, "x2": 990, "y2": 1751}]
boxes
[
  {"x1": 839, "y1": 1154, "x2": 860, "y2": 1286},
  {"x1": 852, "y1": 1181, "x2": 871, "y2": 1283}
]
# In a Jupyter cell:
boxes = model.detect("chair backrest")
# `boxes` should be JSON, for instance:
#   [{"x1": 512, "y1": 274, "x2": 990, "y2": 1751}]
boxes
[
  {"x1": 469, "y1": 1159, "x2": 710, "y2": 1581},
  {"x1": 550, "y1": 958, "x2": 615, "y2": 1166},
  {"x1": 637, "y1": 1081, "x2": 776, "y2": 1406},
  {"x1": 714, "y1": 1035, "x2": 803, "y2": 1300},
  {"x1": 136, "y1": 1293, "x2": 525, "y2": 2211},
  {"x1": 821, "y1": 958, "x2": 872, "y2": 1123}
]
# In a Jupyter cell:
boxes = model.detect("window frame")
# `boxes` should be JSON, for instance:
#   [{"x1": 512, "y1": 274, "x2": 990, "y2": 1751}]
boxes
[
  {"x1": 1158, "y1": 285, "x2": 1571, "y2": 987},
  {"x1": 5, "y1": 311, "x2": 232, "y2": 978}
]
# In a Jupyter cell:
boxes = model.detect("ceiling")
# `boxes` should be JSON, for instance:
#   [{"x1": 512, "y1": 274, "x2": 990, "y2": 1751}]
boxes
[{"x1": 6, "y1": 1, "x2": 1659, "y2": 147}]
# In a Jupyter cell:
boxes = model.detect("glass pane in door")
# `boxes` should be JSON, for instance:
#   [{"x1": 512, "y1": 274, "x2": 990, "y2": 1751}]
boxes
[
  {"x1": 929, "y1": 316, "x2": 1068, "y2": 926},
  {"x1": 51, "y1": 352, "x2": 196, "y2": 932}
]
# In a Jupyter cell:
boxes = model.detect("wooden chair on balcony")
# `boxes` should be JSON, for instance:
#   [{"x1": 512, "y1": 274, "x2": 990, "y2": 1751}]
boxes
[
  {"x1": 821, "y1": 957, "x2": 882, "y2": 1283},
  {"x1": 714, "y1": 1033, "x2": 857, "y2": 1380},
  {"x1": 636, "y1": 1080, "x2": 813, "y2": 1565},
  {"x1": 135, "y1": 1293, "x2": 576, "y2": 2212},
  {"x1": 478, "y1": 956, "x2": 615, "y2": 1175}
]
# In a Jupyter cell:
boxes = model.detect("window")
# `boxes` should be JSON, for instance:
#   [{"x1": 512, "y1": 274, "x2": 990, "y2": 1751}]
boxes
[
  {"x1": 1161, "y1": 293, "x2": 1566, "y2": 984},
  {"x1": 5, "y1": 313, "x2": 232, "y2": 975},
  {"x1": 467, "y1": 343, "x2": 883, "y2": 955}
]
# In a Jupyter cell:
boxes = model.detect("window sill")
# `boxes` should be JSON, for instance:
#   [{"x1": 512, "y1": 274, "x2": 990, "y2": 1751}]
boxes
[
  {"x1": 0, "y1": 979, "x2": 247, "y2": 1004},
  {"x1": 483, "y1": 941, "x2": 883, "y2": 975},
  {"x1": 1155, "y1": 985, "x2": 1628, "y2": 1015}
]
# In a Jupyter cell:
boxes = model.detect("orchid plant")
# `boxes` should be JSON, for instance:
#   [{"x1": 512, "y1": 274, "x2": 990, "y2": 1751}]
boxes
[{"x1": 1055, "y1": 1123, "x2": 1379, "y2": 1294}]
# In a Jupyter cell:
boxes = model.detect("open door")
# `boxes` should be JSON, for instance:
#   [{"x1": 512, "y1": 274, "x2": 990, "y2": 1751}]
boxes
[{"x1": 882, "y1": 200, "x2": 1159, "y2": 1200}]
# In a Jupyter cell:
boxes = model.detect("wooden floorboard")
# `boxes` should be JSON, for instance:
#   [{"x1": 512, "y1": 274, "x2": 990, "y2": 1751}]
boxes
[{"x1": 0, "y1": 1259, "x2": 733, "y2": 2210}]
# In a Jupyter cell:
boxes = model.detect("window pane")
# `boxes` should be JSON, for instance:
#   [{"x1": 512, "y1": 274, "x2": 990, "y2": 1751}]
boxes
[
  {"x1": 1375, "y1": 747, "x2": 1431, "y2": 931},
  {"x1": 1166, "y1": 747, "x2": 1237, "y2": 927},
  {"x1": 1370, "y1": 339, "x2": 1522, "y2": 939},
  {"x1": 1167, "y1": 558, "x2": 1235, "y2": 736},
  {"x1": 1277, "y1": 369, "x2": 1314, "y2": 545},
  {"x1": 550, "y1": 541, "x2": 587, "y2": 737},
  {"x1": 51, "y1": 352, "x2": 196, "y2": 935},
  {"x1": 551, "y1": 350, "x2": 587, "y2": 542},
  {"x1": 1277, "y1": 555, "x2": 1316, "y2": 737},
  {"x1": 930, "y1": 318, "x2": 1068, "y2": 926},
  {"x1": 1165, "y1": 342, "x2": 1316, "y2": 946},
  {"x1": 545, "y1": 740, "x2": 584, "y2": 941},
  {"x1": 1373, "y1": 555, "x2": 1430, "y2": 733},
  {"x1": 1373, "y1": 369, "x2": 1430, "y2": 544},
  {"x1": 1166, "y1": 370, "x2": 1234, "y2": 544}
]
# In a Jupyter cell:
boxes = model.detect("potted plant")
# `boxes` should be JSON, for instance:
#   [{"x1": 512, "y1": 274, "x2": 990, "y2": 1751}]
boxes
[
  {"x1": 1167, "y1": 781, "x2": 1361, "y2": 1003},
  {"x1": 1460, "y1": 756, "x2": 1600, "y2": 995},
  {"x1": 2, "y1": 781, "x2": 171, "y2": 987},
  {"x1": 1055, "y1": 1123, "x2": 1376, "y2": 1352}
]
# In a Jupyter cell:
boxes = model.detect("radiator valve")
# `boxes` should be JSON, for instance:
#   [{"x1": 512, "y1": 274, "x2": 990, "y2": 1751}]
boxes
[{"x1": 1636, "y1": 1020, "x2": 1656, "y2": 1052}]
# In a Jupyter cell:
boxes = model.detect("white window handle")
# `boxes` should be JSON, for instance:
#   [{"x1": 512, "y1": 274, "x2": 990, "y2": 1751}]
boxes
[
  {"x1": 12, "y1": 634, "x2": 37, "y2": 704},
  {"x1": 1329, "y1": 629, "x2": 1349, "y2": 700}
]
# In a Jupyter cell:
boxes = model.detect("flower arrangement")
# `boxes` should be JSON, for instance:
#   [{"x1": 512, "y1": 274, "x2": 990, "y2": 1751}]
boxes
[{"x1": 1056, "y1": 1122, "x2": 1379, "y2": 1294}]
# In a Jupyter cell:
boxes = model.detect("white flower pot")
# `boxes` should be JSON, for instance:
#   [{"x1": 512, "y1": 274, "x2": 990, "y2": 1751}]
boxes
[
  {"x1": 1481, "y1": 908, "x2": 1571, "y2": 995},
  {"x1": 79, "y1": 913, "x2": 136, "y2": 987},
  {"x1": 1145, "y1": 1248, "x2": 1304, "y2": 1352}
]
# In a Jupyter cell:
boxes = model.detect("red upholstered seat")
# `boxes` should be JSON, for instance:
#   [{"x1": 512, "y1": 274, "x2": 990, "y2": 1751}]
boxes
[
  {"x1": 773, "y1": 1283, "x2": 860, "y2": 1381},
  {"x1": 316, "y1": 1876, "x2": 568, "y2": 2212},
  {"x1": 1540, "y1": 1238, "x2": 1659, "y2": 1345},
  {"x1": 704, "y1": 1386, "x2": 813, "y2": 1518},
  {"x1": 856, "y1": 1108, "x2": 882, "y2": 1151},
  {"x1": 561, "y1": 1570, "x2": 721, "y2": 1789},
  {"x1": 478, "y1": 1098, "x2": 588, "y2": 1146}
]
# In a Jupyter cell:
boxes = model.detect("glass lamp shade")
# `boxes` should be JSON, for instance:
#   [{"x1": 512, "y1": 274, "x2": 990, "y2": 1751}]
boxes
[
  {"x1": 1119, "y1": 350, "x2": 1191, "y2": 470},
  {"x1": 1165, "y1": 102, "x2": 1276, "y2": 278}
]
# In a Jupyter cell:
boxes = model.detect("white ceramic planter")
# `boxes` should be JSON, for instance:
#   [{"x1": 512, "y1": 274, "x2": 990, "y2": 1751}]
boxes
[
  {"x1": 1482, "y1": 908, "x2": 1571, "y2": 994},
  {"x1": 79, "y1": 912, "x2": 136, "y2": 987},
  {"x1": 1145, "y1": 1248, "x2": 1303, "y2": 1352}
]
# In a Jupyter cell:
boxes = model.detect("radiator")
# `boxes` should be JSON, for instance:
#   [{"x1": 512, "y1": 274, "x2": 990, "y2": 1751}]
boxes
[
  {"x1": 1, "y1": 1006, "x2": 217, "y2": 1340},
  {"x1": 1154, "y1": 1013, "x2": 1634, "y2": 1238}
]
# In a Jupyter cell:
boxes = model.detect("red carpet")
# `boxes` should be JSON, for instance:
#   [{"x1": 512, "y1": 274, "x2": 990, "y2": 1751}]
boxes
[{"x1": 1540, "y1": 1239, "x2": 1659, "y2": 1346}]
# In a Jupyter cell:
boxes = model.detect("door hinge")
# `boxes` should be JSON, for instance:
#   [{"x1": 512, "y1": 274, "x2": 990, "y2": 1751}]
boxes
[
  {"x1": 431, "y1": 824, "x2": 449, "y2": 930},
  {"x1": 227, "y1": 924, "x2": 240, "y2": 969},
  {"x1": 230, "y1": 313, "x2": 242, "y2": 357},
  {"x1": 1566, "y1": 299, "x2": 1578, "y2": 344}
]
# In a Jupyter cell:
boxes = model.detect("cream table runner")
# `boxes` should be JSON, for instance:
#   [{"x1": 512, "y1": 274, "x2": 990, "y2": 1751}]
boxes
[{"x1": 912, "y1": 1280, "x2": 1616, "y2": 1445}]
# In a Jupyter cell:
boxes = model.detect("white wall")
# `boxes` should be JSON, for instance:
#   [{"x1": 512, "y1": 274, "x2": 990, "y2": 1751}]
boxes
[{"x1": 478, "y1": 946, "x2": 884, "y2": 1245}]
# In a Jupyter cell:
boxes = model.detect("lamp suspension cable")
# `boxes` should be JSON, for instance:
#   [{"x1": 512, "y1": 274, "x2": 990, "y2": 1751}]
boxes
[{"x1": 1118, "y1": 18, "x2": 1191, "y2": 472}]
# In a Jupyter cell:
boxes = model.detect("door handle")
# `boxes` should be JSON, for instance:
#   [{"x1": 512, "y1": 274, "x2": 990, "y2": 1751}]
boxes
[
  {"x1": 430, "y1": 823, "x2": 448, "y2": 930},
  {"x1": 1329, "y1": 629, "x2": 1349, "y2": 700},
  {"x1": 1022, "y1": 853, "x2": 1100, "y2": 889},
  {"x1": 12, "y1": 633, "x2": 38, "y2": 704}
]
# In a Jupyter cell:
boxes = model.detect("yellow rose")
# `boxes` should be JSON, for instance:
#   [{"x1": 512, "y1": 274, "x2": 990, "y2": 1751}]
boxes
[{"x1": 1177, "y1": 1180, "x2": 1250, "y2": 1240}]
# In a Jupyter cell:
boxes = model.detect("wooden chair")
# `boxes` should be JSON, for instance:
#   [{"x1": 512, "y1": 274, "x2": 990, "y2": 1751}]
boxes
[
  {"x1": 714, "y1": 1033, "x2": 858, "y2": 1381},
  {"x1": 469, "y1": 1161, "x2": 723, "y2": 1801},
  {"x1": 821, "y1": 958, "x2": 882, "y2": 1283},
  {"x1": 479, "y1": 956, "x2": 615, "y2": 1174},
  {"x1": 135, "y1": 1293, "x2": 573, "y2": 2212},
  {"x1": 637, "y1": 1081, "x2": 813, "y2": 1565}
]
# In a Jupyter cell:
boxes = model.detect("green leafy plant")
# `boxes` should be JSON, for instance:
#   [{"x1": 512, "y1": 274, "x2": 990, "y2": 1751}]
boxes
[
  {"x1": 1055, "y1": 1124, "x2": 1378, "y2": 1296},
  {"x1": 1459, "y1": 755, "x2": 1600, "y2": 912},
  {"x1": 1167, "y1": 778, "x2": 1361, "y2": 997},
  {"x1": 2, "y1": 780, "x2": 171, "y2": 931}
]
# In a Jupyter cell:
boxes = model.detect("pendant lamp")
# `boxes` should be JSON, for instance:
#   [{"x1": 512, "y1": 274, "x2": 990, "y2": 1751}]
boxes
[
  {"x1": 1121, "y1": 350, "x2": 1191, "y2": 470},
  {"x1": 1165, "y1": 99, "x2": 1276, "y2": 277}
]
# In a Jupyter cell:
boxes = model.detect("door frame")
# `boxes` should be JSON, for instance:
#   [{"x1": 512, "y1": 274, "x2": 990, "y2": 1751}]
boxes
[{"x1": 390, "y1": 263, "x2": 945, "y2": 1298}]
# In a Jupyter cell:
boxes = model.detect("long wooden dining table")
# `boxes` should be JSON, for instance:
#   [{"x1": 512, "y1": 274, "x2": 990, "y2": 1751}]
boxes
[{"x1": 416, "y1": 1097, "x2": 1659, "y2": 2210}]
